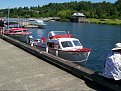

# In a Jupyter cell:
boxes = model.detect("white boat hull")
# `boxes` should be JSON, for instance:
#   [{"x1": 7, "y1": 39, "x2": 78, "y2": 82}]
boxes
[
  {"x1": 48, "y1": 49, "x2": 90, "y2": 64},
  {"x1": 8, "y1": 34, "x2": 30, "y2": 43}
]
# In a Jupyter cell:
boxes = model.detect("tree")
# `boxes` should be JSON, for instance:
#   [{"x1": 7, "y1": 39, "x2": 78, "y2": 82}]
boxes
[
  {"x1": 110, "y1": 7, "x2": 119, "y2": 19},
  {"x1": 0, "y1": 0, "x2": 120, "y2": 19},
  {"x1": 57, "y1": 10, "x2": 75, "y2": 19}
]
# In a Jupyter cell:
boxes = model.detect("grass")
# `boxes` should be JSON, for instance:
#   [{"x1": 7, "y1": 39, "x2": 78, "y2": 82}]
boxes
[{"x1": 88, "y1": 18, "x2": 121, "y2": 25}]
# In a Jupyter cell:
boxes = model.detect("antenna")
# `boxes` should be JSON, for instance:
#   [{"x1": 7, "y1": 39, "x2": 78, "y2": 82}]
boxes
[
  {"x1": 118, "y1": 25, "x2": 121, "y2": 42},
  {"x1": 8, "y1": 7, "x2": 10, "y2": 30},
  {"x1": 68, "y1": 31, "x2": 69, "y2": 34}
]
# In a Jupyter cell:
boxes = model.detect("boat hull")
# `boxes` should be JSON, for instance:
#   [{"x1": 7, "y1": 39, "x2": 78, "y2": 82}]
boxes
[
  {"x1": 35, "y1": 41, "x2": 91, "y2": 65},
  {"x1": 47, "y1": 49, "x2": 90, "y2": 64},
  {"x1": 7, "y1": 34, "x2": 30, "y2": 43}
]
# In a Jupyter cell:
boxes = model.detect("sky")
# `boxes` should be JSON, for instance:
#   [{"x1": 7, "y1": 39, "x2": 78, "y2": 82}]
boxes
[{"x1": 0, "y1": 0, "x2": 117, "y2": 9}]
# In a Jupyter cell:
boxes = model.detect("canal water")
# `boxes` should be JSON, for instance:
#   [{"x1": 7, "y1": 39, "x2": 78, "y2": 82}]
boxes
[{"x1": 28, "y1": 22, "x2": 121, "y2": 73}]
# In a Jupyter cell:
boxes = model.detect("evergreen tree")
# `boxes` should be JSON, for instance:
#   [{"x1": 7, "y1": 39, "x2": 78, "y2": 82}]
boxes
[{"x1": 0, "y1": 0, "x2": 120, "y2": 19}]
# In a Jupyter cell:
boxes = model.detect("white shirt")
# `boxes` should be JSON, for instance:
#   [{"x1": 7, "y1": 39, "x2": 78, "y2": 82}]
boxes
[{"x1": 103, "y1": 52, "x2": 121, "y2": 80}]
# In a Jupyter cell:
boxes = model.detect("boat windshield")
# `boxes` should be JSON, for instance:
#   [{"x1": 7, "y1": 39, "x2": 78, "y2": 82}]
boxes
[
  {"x1": 14, "y1": 30, "x2": 27, "y2": 33},
  {"x1": 73, "y1": 40, "x2": 81, "y2": 46},
  {"x1": 53, "y1": 31, "x2": 67, "y2": 35},
  {"x1": 14, "y1": 31, "x2": 22, "y2": 33},
  {"x1": 23, "y1": 30, "x2": 28, "y2": 32},
  {"x1": 61, "y1": 41, "x2": 73, "y2": 48},
  {"x1": 48, "y1": 31, "x2": 67, "y2": 39}
]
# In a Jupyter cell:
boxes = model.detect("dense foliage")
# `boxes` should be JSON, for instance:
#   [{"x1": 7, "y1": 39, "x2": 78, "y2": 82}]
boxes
[{"x1": 0, "y1": 0, "x2": 121, "y2": 19}]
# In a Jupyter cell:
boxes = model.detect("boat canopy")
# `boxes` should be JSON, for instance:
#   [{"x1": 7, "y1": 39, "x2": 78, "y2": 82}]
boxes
[
  {"x1": 9, "y1": 28, "x2": 28, "y2": 31},
  {"x1": 47, "y1": 37, "x2": 83, "y2": 50},
  {"x1": 48, "y1": 31, "x2": 72, "y2": 39}
]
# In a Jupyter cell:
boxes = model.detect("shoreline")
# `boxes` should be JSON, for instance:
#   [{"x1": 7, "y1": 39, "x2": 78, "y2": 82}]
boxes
[
  {"x1": 59, "y1": 18, "x2": 121, "y2": 25},
  {"x1": 88, "y1": 18, "x2": 121, "y2": 25}
]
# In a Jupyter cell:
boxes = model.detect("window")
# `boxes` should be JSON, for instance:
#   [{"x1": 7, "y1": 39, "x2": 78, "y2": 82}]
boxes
[
  {"x1": 73, "y1": 40, "x2": 81, "y2": 46},
  {"x1": 54, "y1": 31, "x2": 67, "y2": 35},
  {"x1": 48, "y1": 42, "x2": 59, "y2": 49},
  {"x1": 14, "y1": 31, "x2": 22, "y2": 33},
  {"x1": 48, "y1": 43, "x2": 54, "y2": 48},
  {"x1": 61, "y1": 41, "x2": 73, "y2": 48}
]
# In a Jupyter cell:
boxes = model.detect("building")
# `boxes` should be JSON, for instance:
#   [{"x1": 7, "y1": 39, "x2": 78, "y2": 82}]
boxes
[{"x1": 70, "y1": 12, "x2": 87, "y2": 23}]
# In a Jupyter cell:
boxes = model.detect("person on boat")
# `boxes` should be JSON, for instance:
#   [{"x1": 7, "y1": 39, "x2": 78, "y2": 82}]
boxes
[
  {"x1": 29, "y1": 35, "x2": 34, "y2": 46},
  {"x1": 103, "y1": 43, "x2": 121, "y2": 84},
  {"x1": 41, "y1": 36, "x2": 46, "y2": 43}
]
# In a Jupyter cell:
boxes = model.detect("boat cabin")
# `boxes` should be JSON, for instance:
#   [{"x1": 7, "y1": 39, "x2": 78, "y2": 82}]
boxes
[
  {"x1": 5, "y1": 28, "x2": 32, "y2": 35},
  {"x1": 47, "y1": 37, "x2": 83, "y2": 51},
  {"x1": 48, "y1": 31, "x2": 72, "y2": 39},
  {"x1": 9, "y1": 28, "x2": 28, "y2": 33},
  {"x1": 47, "y1": 31, "x2": 82, "y2": 50}
]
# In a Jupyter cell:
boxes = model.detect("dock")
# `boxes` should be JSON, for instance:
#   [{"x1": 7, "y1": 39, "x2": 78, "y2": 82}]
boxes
[
  {"x1": 0, "y1": 35, "x2": 121, "y2": 91},
  {"x1": 0, "y1": 36, "x2": 95, "y2": 90}
]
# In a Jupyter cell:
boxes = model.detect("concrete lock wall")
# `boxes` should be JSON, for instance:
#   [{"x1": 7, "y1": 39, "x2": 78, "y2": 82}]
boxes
[{"x1": 0, "y1": 34, "x2": 121, "y2": 91}]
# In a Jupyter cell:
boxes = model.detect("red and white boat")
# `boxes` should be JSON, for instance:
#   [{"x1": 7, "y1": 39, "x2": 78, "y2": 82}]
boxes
[
  {"x1": 40, "y1": 31, "x2": 91, "y2": 64},
  {"x1": 4, "y1": 28, "x2": 32, "y2": 43}
]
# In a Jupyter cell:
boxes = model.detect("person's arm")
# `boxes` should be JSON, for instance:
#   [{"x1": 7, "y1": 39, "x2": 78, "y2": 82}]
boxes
[{"x1": 103, "y1": 53, "x2": 114, "y2": 77}]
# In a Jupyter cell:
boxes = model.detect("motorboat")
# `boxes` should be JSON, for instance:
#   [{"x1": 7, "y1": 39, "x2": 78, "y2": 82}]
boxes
[
  {"x1": 4, "y1": 28, "x2": 32, "y2": 43},
  {"x1": 28, "y1": 19, "x2": 46, "y2": 28},
  {"x1": 4, "y1": 21, "x2": 24, "y2": 29},
  {"x1": 39, "y1": 31, "x2": 91, "y2": 64}
]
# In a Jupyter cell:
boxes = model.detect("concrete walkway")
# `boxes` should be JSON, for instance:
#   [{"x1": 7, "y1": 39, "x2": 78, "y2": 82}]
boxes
[{"x1": 0, "y1": 38, "x2": 109, "y2": 90}]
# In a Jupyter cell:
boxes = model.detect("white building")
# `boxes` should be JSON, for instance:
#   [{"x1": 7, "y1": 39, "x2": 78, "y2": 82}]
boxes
[{"x1": 70, "y1": 12, "x2": 87, "y2": 23}]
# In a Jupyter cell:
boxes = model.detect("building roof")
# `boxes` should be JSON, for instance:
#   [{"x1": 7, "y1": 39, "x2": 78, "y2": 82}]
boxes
[{"x1": 72, "y1": 13, "x2": 85, "y2": 17}]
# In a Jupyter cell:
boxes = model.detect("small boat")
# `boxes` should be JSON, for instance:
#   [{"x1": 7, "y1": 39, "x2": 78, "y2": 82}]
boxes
[
  {"x1": 40, "y1": 31, "x2": 91, "y2": 64},
  {"x1": 4, "y1": 21, "x2": 24, "y2": 29},
  {"x1": 4, "y1": 28, "x2": 32, "y2": 43},
  {"x1": 28, "y1": 19, "x2": 46, "y2": 28}
]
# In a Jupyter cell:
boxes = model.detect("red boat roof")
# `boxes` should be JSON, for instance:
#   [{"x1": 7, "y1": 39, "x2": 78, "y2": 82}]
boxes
[
  {"x1": 6, "y1": 32, "x2": 32, "y2": 35},
  {"x1": 49, "y1": 34, "x2": 72, "y2": 39},
  {"x1": 5, "y1": 28, "x2": 31, "y2": 35},
  {"x1": 9, "y1": 28, "x2": 28, "y2": 31}
]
